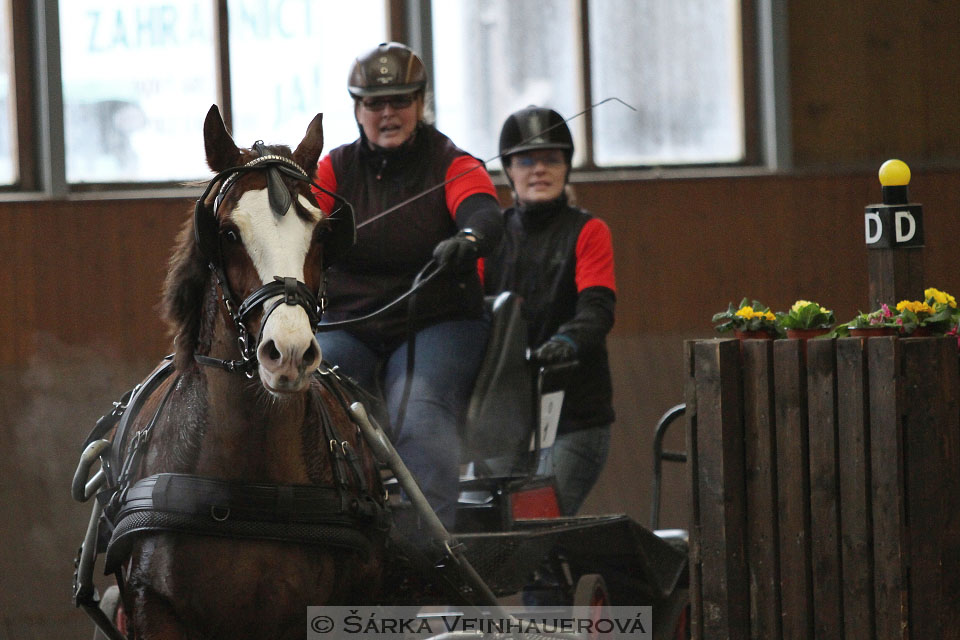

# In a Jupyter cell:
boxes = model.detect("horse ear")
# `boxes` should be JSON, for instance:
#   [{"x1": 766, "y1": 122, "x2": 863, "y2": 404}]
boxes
[
  {"x1": 293, "y1": 113, "x2": 324, "y2": 173},
  {"x1": 162, "y1": 214, "x2": 211, "y2": 370},
  {"x1": 203, "y1": 104, "x2": 241, "y2": 172}
]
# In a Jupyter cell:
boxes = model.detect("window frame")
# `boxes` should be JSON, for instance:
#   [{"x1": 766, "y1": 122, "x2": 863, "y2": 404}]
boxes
[{"x1": 3, "y1": 0, "x2": 769, "y2": 197}]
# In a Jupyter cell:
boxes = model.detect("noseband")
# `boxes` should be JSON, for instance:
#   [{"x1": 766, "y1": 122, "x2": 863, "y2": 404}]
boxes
[{"x1": 192, "y1": 144, "x2": 354, "y2": 376}]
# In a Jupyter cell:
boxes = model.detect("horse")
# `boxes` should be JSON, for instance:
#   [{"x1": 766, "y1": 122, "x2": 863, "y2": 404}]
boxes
[{"x1": 93, "y1": 105, "x2": 387, "y2": 640}]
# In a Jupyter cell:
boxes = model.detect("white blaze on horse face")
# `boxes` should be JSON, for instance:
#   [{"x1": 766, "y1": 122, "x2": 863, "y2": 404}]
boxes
[{"x1": 232, "y1": 189, "x2": 324, "y2": 393}]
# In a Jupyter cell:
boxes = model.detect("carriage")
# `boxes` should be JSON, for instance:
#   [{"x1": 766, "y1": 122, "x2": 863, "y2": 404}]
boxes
[{"x1": 70, "y1": 106, "x2": 689, "y2": 639}]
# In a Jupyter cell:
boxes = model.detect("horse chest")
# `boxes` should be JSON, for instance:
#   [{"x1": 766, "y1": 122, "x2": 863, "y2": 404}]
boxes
[
  {"x1": 186, "y1": 383, "x2": 320, "y2": 482},
  {"x1": 131, "y1": 536, "x2": 341, "y2": 637}
]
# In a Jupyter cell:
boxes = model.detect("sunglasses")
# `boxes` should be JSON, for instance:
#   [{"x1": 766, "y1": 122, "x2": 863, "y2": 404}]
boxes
[
  {"x1": 511, "y1": 152, "x2": 566, "y2": 168},
  {"x1": 361, "y1": 95, "x2": 416, "y2": 111}
]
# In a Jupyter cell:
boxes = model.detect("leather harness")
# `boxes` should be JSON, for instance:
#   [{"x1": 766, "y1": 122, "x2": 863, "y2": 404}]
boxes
[
  {"x1": 85, "y1": 356, "x2": 388, "y2": 575},
  {"x1": 82, "y1": 148, "x2": 387, "y2": 580}
]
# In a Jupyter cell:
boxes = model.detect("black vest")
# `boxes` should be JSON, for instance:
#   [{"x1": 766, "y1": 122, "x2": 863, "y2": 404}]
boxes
[
  {"x1": 484, "y1": 200, "x2": 615, "y2": 432},
  {"x1": 325, "y1": 125, "x2": 485, "y2": 343}
]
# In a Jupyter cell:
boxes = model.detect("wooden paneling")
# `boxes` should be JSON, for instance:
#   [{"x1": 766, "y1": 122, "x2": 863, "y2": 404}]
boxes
[
  {"x1": 789, "y1": 3, "x2": 960, "y2": 167},
  {"x1": 0, "y1": 198, "x2": 190, "y2": 365},
  {"x1": 688, "y1": 336, "x2": 960, "y2": 639}
]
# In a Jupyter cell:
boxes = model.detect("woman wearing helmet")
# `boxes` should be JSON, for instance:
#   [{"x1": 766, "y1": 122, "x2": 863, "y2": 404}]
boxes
[
  {"x1": 310, "y1": 43, "x2": 502, "y2": 529},
  {"x1": 483, "y1": 105, "x2": 617, "y2": 516}
]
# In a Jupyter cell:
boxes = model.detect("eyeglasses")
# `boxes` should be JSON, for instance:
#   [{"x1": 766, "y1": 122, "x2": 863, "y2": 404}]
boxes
[
  {"x1": 512, "y1": 153, "x2": 565, "y2": 168},
  {"x1": 361, "y1": 95, "x2": 416, "y2": 111}
]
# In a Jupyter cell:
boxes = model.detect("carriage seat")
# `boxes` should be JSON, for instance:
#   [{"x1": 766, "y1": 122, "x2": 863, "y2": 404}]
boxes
[{"x1": 460, "y1": 292, "x2": 533, "y2": 463}]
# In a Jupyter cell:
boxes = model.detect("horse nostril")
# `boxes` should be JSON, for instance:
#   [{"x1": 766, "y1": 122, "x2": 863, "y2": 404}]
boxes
[
  {"x1": 262, "y1": 340, "x2": 281, "y2": 362},
  {"x1": 303, "y1": 343, "x2": 319, "y2": 365}
]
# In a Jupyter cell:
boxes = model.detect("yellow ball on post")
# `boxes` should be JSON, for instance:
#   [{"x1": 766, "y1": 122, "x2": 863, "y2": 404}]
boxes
[{"x1": 878, "y1": 159, "x2": 911, "y2": 187}]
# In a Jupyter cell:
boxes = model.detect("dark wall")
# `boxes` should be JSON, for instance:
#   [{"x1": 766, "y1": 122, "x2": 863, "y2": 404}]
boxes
[
  {"x1": 788, "y1": 1, "x2": 960, "y2": 168},
  {"x1": 3, "y1": 3, "x2": 960, "y2": 636}
]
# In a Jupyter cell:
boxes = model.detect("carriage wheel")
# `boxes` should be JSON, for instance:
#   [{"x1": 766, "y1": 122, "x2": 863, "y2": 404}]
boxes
[{"x1": 572, "y1": 573, "x2": 611, "y2": 639}]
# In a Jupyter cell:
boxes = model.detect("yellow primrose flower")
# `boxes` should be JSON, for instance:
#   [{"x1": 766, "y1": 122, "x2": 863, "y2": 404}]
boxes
[
  {"x1": 791, "y1": 299, "x2": 831, "y2": 315},
  {"x1": 735, "y1": 306, "x2": 775, "y2": 321},
  {"x1": 897, "y1": 300, "x2": 934, "y2": 315},
  {"x1": 925, "y1": 287, "x2": 957, "y2": 308},
  {"x1": 791, "y1": 300, "x2": 812, "y2": 313}
]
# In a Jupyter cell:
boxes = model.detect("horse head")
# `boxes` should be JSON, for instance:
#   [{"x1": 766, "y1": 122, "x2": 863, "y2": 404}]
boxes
[{"x1": 164, "y1": 105, "x2": 340, "y2": 395}]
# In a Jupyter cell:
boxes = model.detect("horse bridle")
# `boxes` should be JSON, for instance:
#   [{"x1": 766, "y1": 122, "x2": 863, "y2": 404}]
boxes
[{"x1": 192, "y1": 144, "x2": 356, "y2": 376}]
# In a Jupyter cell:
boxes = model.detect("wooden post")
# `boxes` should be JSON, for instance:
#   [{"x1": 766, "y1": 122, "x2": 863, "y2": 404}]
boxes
[
  {"x1": 806, "y1": 338, "x2": 844, "y2": 638},
  {"x1": 866, "y1": 250, "x2": 924, "y2": 311},
  {"x1": 741, "y1": 340, "x2": 782, "y2": 640},
  {"x1": 835, "y1": 337, "x2": 876, "y2": 640},
  {"x1": 867, "y1": 337, "x2": 909, "y2": 640},
  {"x1": 864, "y1": 160, "x2": 924, "y2": 309},
  {"x1": 692, "y1": 339, "x2": 750, "y2": 639},
  {"x1": 773, "y1": 339, "x2": 814, "y2": 640},
  {"x1": 684, "y1": 340, "x2": 704, "y2": 639}
]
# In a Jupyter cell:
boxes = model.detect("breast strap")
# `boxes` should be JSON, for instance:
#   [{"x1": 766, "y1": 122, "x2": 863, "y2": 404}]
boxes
[
  {"x1": 103, "y1": 472, "x2": 386, "y2": 573},
  {"x1": 94, "y1": 364, "x2": 388, "y2": 574}
]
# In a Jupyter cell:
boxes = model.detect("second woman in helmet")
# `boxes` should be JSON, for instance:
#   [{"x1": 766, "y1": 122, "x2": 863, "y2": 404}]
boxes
[{"x1": 483, "y1": 106, "x2": 617, "y2": 517}]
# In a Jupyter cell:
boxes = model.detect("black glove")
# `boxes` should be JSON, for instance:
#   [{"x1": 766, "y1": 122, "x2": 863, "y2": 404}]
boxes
[
  {"x1": 432, "y1": 231, "x2": 480, "y2": 271},
  {"x1": 532, "y1": 335, "x2": 578, "y2": 365}
]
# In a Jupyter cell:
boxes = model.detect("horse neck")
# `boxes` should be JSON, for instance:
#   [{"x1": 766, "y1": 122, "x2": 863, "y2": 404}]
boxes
[{"x1": 191, "y1": 284, "x2": 313, "y2": 481}]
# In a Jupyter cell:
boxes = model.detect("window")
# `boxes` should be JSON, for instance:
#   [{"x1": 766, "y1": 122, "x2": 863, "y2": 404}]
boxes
[
  {"x1": 59, "y1": 1, "x2": 218, "y2": 183},
  {"x1": 13, "y1": 1, "x2": 750, "y2": 192},
  {"x1": 431, "y1": 0, "x2": 744, "y2": 169},
  {"x1": 432, "y1": 1, "x2": 581, "y2": 170},
  {"x1": 0, "y1": 0, "x2": 14, "y2": 184},
  {"x1": 228, "y1": 0, "x2": 387, "y2": 153}
]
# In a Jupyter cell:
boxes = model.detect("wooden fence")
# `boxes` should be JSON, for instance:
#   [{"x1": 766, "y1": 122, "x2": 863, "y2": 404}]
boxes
[{"x1": 684, "y1": 336, "x2": 960, "y2": 640}]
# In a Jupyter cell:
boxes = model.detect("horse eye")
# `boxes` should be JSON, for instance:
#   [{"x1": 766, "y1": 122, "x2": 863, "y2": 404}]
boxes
[{"x1": 221, "y1": 228, "x2": 241, "y2": 244}]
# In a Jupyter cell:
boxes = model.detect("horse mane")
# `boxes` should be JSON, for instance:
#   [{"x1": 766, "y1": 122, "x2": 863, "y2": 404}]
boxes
[{"x1": 162, "y1": 210, "x2": 212, "y2": 371}]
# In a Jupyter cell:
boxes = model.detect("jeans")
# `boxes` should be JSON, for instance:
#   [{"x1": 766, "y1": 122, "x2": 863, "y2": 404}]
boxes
[
  {"x1": 537, "y1": 424, "x2": 611, "y2": 516},
  {"x1": 316, "y1": 319, "x2": 489, "y2": 528}
]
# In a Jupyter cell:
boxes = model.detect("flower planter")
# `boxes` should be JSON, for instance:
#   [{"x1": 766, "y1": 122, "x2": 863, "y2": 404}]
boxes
[
  {"x1": 903, "y1": 326, "x2": 934, "y2": 337},
  {"x1": 849, "y1": 327, "x2": 898, "y2": 337},
  {"x1": 734, "y1": 329, "x2": 773, "y2": 341},
  {"x1": 785, "y1": 328, "x2": 831, "y2": 341}
]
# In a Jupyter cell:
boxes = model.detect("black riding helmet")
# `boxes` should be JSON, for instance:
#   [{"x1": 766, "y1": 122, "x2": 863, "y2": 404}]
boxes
[
  {"x1": 348, "y1": 42, "x2": 427, "y2": 98},
  {"x1": 498, "y1": 106, "x2": 573, "y2": 168}
]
